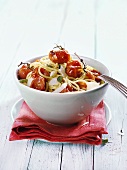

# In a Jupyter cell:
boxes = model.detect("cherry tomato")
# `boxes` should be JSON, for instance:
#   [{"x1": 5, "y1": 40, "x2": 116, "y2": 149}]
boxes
[
  {"x1": 86, "y1": 70, "x2": 95, "y2": 80},
  {"x1": 31, "y1": 67, "x2": 39, "y2": 78},
  {"x1": 31, "y1": 67, "x2": 50, "y2": 78},
  {"x1": 60, "y1": 85, "x2": 73, "y2": 93},
  {"x1": 18, "y1": 65, "x2": 31, "y2": 79},
  {"x1": 49, "y1": 50, "x2": 70, "y2": 64},
  {"x1": 65, "y1": 60, "x2": 83, "y2": 78},
  {"x1": 91, "y1": 69, "x2": 101, "y2": 76},
  {"x1": 95, "y1": 77, "x2": 101, "y2": 82},
  {"x1": 90, "y1": 69, "x2": 101, "y2": 82},
  {"x1": 77, "y1": 81, "x2": 87, "y2": 90},
  {"x1": 30, "y1": 76, "x2": 46, "y2": 91},
  {"x1": 40, "y1": 68, "x2": 50, "y2": 76}
]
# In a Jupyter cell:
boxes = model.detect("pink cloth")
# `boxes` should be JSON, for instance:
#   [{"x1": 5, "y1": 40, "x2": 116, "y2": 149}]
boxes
[{"x1": 9, "y1": 101, "x2": 108, "y2": 145}]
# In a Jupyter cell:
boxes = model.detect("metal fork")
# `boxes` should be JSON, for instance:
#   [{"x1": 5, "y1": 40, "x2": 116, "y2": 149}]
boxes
[{"x1": 99, "y1": 75, "x2": 127, "y2": 98}]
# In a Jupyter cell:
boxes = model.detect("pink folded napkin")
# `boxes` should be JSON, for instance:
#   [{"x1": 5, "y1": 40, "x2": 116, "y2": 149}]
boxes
[{"x1": 9, "y1": 101, "x2": 108, "y2": 145}]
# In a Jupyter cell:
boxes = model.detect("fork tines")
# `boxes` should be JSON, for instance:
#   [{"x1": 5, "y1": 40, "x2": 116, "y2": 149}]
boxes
[{"x1": 100, "y1": 75, "x2": 127, "y2": 98}]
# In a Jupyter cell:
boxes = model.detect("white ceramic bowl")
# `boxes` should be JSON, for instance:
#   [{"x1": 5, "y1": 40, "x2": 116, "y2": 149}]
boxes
[{"x1": 15, "y1": 55, "x2": 110, "y2": 125}]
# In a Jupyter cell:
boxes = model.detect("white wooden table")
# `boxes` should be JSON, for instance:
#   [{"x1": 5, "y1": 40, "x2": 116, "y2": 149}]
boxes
[{"x1": 0, "y1": 0, "x2": 127, "y2": 169}]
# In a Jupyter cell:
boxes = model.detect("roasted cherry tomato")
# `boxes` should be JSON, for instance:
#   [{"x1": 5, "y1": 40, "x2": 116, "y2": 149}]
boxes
[
  {"x1": 31, "y1": 67, "x2": 50, "y2": 78},
  {"x1": 60, "y1": 85, "x2": 73, "y2": 93},
  {"x1": 49, "y1": 49, "x2": 71, "y2": 64},
  {"x1": 91, "y1": 69, "x2": 101, "y2": 76},
  {"x1": 31, "y1": 67, "x2": 39, "y2": 78},
  {"x1": 95, "y1": 77, "x2": 101, "y2": 82},
  {"x1": 77, "y1": 81, "x2": 87, "y2": 90},
  {"x1": 30, "y1": 76, "x2": 46, "y2": 91},
  {"x1": 86, "y1": 70, "x2": 95, "y2": 80},
  {"x1": 18, "y1": 65, "x2": 31, "y2": 79},
  {"x1": 65, "y1": 60, "x2": 83, "y2": 78},
  {"x1": 90, "y1": 69, "x2": 101, "y2": 82},
  {"x1": 40, "y1": 68, "x2": 50, "y2": 76}
]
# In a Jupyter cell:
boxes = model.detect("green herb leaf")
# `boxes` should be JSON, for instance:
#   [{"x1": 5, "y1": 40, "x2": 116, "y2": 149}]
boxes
[
  {"x1": 47, "y1": 64, "x2": 53, "y2": 68},
  {"x1": 19, "y1": 79, "x2": 28, "y2": 83},
  {"x1": 57, "y1": 76, "x2": 63, "y2": 83},
  {"x1": 102, "y1": 138, "x2": 108, "y2": 145}
]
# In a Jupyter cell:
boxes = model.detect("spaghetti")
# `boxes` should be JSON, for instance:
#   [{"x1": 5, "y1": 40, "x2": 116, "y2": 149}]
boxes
[{"x1": 18, "y1": 47, "x2": 104, "y2": 93}]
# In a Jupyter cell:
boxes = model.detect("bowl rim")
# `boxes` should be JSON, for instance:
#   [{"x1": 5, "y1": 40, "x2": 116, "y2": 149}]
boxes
[{"x1": 14, "y1": 55, "x2": 111, "y2": 96}]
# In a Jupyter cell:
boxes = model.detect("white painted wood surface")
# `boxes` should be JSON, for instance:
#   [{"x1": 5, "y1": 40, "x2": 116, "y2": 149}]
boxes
[{"x1": 0, "y1": 0, "x2": 127, "y2": 169}]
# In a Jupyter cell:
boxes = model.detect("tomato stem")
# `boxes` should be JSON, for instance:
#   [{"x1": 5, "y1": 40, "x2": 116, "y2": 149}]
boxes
[{"x1": 74, "y1": 52, "x2": 87, "y2": 72}]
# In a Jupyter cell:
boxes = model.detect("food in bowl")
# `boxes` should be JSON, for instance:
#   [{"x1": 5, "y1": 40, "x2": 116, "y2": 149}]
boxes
[
  {"x1": 18, "y1": 45, "x2": 104, "y2": 93},
  {"x1": 15, "y1": 45, "x2": 110, "y2": 124}
]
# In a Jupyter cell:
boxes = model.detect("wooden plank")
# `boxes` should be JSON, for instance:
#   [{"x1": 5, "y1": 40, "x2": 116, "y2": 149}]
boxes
[
  {"x1": 0, "y1": 0, "x2": 40, "y2": 86},
  {"x1": 94, "y1": 88, "x2": 127, "y2": 170},
  {"x1": 24, "y1": 141, "x2": 63, "y2": 170},
  {"x1": 95, "y1": 0, "x2": 127, "y2": 84},
  {"x1": 94, "y1": 1, "x2": 127, "y2": 169},
  {"x1": 61, "y1": 144, "x2": 94, "y2": 170},
  {"x1": 59, "y1": 0, "x2": 96, "y2": 58},
  {"x1": 0, "y1": 0, "x2": 69, "y2": 170},
  {"x1": 58, "y1": 0, "x2": 96, "y2": 169},
  {"x1": 14, "y1": 0, "x2": 71, "y2": 60}
]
